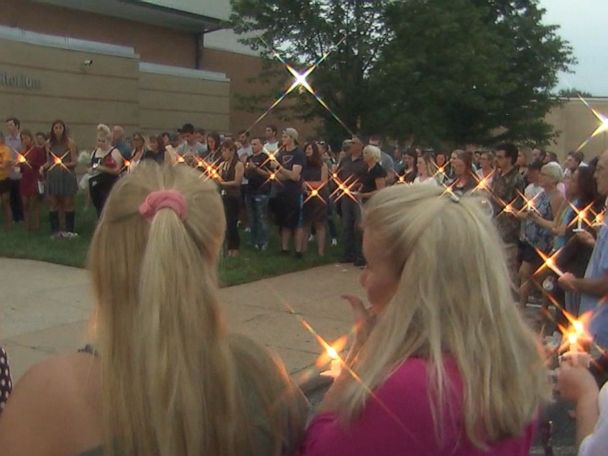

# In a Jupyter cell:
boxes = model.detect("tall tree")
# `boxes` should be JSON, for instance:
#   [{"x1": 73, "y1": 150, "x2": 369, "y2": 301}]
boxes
[{"x1": 230, "y1": 0, "x2": 574, "y2": 146}]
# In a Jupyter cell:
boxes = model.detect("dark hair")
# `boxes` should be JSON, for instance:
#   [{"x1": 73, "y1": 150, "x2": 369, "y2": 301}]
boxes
[
  {"x1": 153, "y1": 135, "x2": 166, "y2": 153},
  {"x1": 20, "y1": 129, "x2": 33, "y2": 142},
  {"x1": 304, "y1": 142, "x2": 322, "y2": 168},
  {"x1": 251, "y1": 136, "x2": 265, "y2": 144},
  {"x1": 528, "y1": 160, "x2": 543, "y2": 171},
  {"x1": 195, "y1": 128, "x2": 206, "y2": 135},
  {"x1": 574, "y1": 151, "x2": 585, "y2": 163},
  {"x1": 266, "y1": 124, "x2": 278, "y2": 135},
  {"x1": 547, "y1": 152, "x2": 559, "y2": 163},
  {"x1": 49, "y1": 120, "x2": 69, "y2": 146},
  {"x1": 404, "y1": 148, "x2": 417, "y2": 161},
  {"x1": 496, "y1": 143, "x2": 518, "y2": 165},
  {"x1": 221, "y1": 138, "x2": 238, "y2": 157},
  {"x1": 575, "y1": 166, "x2": 600, "y2": 207},
  {"x1": 6, "y1": 117, "x2": 20, "y2": 129},
  {"x1": 35, "y1": 131, "x2": 47, "y2": 139},
  {"x1": 237, "y1": 129, "x2": 250, "y2": 137},
  {"x1": 207, "y1": 131, "x2": 221, "y2": 152}
]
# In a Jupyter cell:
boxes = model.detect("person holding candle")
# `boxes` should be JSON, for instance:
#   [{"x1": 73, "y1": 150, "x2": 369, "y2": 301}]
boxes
[
  {"x1": 18, "y1": 130, "x2": 47, "y2": 231},
  {"x1": 42, "y1": 120, "x2": 79, "y2": 238},
  {"x1": 0, "y1": 132, "x2": 14, "y2": 230},
  {"x1": 556, "y1": 354, "x2": 608, "y2": 455},
  {"x1": 517, "y1": 162, "x2": 564, "y2": 309},
  {"x1": 298, "y1": 184, "x2": 549, "y2": 456},
  {"x1": 448, "y1": 149, "x2": 476, "y2": 195},
  {"x1": 357, "y1": 145, "x2": 387, "y2": 203},
  {"x1": 300, "y1": 142, "x2": 329, "y2": 257},
  {"x1": 0, "y1": 163, "x2": 306, "y2": 456},
  {"x1": 559, "y1": 150, "x2": 608, "y2": 348}
]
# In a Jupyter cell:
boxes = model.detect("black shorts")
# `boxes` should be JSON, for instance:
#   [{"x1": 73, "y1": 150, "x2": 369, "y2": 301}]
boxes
[
  {"x1": 0, "y1": 178, "x2": 10, "y2": 195},
  {"x1": 271, "y1": 192, "x2": 303, "y2": 229},
  {"x1": 520, "y1": 241, "x2": 543, "y2": 268}
]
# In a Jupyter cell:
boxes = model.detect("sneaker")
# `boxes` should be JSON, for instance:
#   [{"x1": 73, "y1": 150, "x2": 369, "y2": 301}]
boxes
[
  {"x1": 308, "y1": 234, "x2": 315, "y2": 242},
  {"x1": 295, "y1": 251, "x2": 304, "y2": 259},
  {"x1": 64, "y1": 232, "x2": 79, "y2": 239},
  {"x1": 260, "y1": 242, "x2": 268, "y2": 251},
  {"x1": 244, "y1": 227, "x2": 251, "y2": 233},
  {"x1": 353, "y1": 258, "x2": 366, "y2": 268},
  {"x1": 281, "y1": 249, "x2": 290, "y2": 256},
  {"x1": 331, "y1": 238, "x2": 338, "y2": 246},
  {"x1": 50, "y1": 232, "x2": 62, "y2": 240}
]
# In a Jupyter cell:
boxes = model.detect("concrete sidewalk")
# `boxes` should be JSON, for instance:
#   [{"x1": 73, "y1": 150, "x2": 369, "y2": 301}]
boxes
[{"x1": 0, "y1": 258, "x2": 359, "y2": 380}]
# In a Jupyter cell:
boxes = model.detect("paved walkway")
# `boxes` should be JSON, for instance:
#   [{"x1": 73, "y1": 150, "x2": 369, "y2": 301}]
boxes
[{"x1": 0, "y1": 258, "x2": 359, "y2": 380}]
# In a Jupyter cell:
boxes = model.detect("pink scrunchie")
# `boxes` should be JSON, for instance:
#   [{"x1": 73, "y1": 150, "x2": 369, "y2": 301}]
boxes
[{"x1": 138, "y1": 189, "x2": 188, "y2": 222}]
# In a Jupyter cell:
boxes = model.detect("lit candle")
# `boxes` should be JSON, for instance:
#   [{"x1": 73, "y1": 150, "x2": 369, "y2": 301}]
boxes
[{"x1": 321, "y1": 346, "x2": 342, "y2": 378}]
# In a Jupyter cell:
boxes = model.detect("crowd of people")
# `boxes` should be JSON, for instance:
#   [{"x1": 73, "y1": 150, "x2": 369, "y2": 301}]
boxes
[{"x1": 1, "y1": 114, "x2": 608, "y2": 454}]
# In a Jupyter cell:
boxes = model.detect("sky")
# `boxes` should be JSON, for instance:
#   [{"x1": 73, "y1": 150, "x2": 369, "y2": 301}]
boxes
[{"x1": 540, "y1": 0, "x2": 608, "y2": 95}]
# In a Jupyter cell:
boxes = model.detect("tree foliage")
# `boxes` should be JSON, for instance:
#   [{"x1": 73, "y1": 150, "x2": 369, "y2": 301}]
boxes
[{"x1": 230, "y1": 0, "x2": 574, "y2": 146}]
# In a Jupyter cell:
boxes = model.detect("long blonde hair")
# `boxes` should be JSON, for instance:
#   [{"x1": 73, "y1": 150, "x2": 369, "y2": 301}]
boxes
[
  {"x1": 88, "y1": 163, "x2": 300, "y2": 455},
  {"x1": 333, "y1": 184, "x2": 549, "y2": 448}
]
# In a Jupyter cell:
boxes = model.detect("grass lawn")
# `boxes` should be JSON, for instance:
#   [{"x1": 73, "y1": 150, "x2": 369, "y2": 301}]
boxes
[{"x1": 0, "y1": 194, "x2": 344, "y2": 286}]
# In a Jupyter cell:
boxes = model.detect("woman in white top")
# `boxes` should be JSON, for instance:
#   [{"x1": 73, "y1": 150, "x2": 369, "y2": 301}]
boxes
[{"x1": 413, "y1": 153, "x2": 439, "y2": 186}]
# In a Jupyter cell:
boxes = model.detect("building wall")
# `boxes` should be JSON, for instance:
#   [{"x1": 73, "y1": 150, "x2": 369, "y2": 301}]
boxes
[
  {"x1": 0, "y1": 30, "x2": 230, "y2": 148},
  {"x1": 0, "y1": 0, "x2": 196, "y2": 68},
  {"x1": 546, "y1": 98, "x2": 608, "y2": 159}
]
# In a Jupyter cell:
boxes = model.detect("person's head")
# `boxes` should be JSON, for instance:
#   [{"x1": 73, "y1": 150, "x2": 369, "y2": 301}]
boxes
[
  {"x1": 565, "y1": 151, "x2": 584, "y2": 171},
  {"x1": 148, "y1": 135, "x2": 160, "y2": 153},
  {"x1": 416, "y1": 153, "x2": 435, "y2": 178},
  {"x1": 435, "y1": 151, "x2": 447, "y2": 168},
  {"x1": 349, "y1": 136, "x2": 363, "y2": 157},
  {"x1": 526, "y1": 160, "x2": 543, "y2": 184},
  {"x1": 304, "y1": 142, "x2": 322, "y2": 167},
  {"x1": 179, "y1": 123, "x2": 195, "y2": 144},
  {"x1": 112, "y1": 125, "x2": 125, "y2": 144},
  {"x1": 595, "y1": 150, "x2": 608, "y2": 196},
  {"x1": 250, "y1": 137, "x2": 264, "y2": 154},
  {"x1": 342, "y1": 139, "x2": 353, "y2": 156},
  {"x1": 35, "y1": 132, "x2": 47, "y2": 147},
  {"x1": 546, "y1": 152, "x2": 558, "y2": 164},
  {"x1": 404, "y1": 149, "x2": 417, "y2": 169},
  {"x1": 20, "y1": 129, "x2": 33, "y2": 148},
  {"x1": 569, "y1": 165, "x2": 599, "y2": 203},
  {"x1": 168, "y1": 132, "x2": 180, "y2": 148},
  {"x1": 96, "y1": 124, "x2": 112, "y2": 150},
  {"x1": 194, "y1": 128, "x2": 206, "y2": 144},
  {"x1": 6, "y1": 117, "x2": 20, "y2": 136},
  {"x1": 131, "y1": 132, "x2": 147, "y2": 151},
  {"x1": 221, "y1": 138, "x2": 238, "y2": 162},
  {"x1": 265, "y1": 124, "x2": 278, "y2": 142},
  {"x1": 369, "y1": 135, "x2": 382, "y2": 147},
  {"x1": 281, "y1": 128, "x2": 298, "y2": 148},
  {"x1": 539, "y1": 162, "x2": 563, "y2": 189},
  {"x1": 49, "y1": 120, "x2": 68, "y2": 146},
  {"x1": 362, "y1": 145, "x2": 381, "y2": 166},
  {"x1": 332, "y1": 184, "x2": 548, "y2": 446},
  {"x1": 88, "y1": 164, "x2": 234, "y2": 454},
  {"x1": 473, "y1": 150, "x2": 481, "y2": 166},
  {"x1": 207, "y1": 132, "x2": 221, "y2": 152},
  {"x1": 451, "y1": 149, "x2": 474, "y2": 178},
  {"x1": 237, "y1": 130, "x2": 250, "y2": 146},
  {"x1": 532, "y1": 147, "x2": 546, "y2": 163},
  {"x1": 160, "y1": 132, "x2": 170, "y2": 146},
  {"x1": 495, "y1": 143, "x2": 518, "y2": 171},
  {"x1": 478, "y1": 151, "x2": 494, "y2": 171},
  {"x1": 517, "y1": 147, "x2": 531, "y2": 168}
]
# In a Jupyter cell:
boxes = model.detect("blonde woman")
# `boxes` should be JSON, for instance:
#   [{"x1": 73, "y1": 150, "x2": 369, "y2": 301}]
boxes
[
  {"x1": 0, "y1": 163, "x2": 306, "y2": 456},
  {"x1": 89, "y1": 124, "x2": 124, "y2": 218},
  {"x1": 299, "y1": 184, "x2": 549, "y2": 455},
  {"x1": 413, "y1": 153, "x2": 439, "y2": 186},
  {"x1": 357, "y1": 145, "x2": 386, "y2": 202}
]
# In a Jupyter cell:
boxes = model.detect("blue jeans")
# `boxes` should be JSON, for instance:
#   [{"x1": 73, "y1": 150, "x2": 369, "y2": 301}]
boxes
[{"x1": 246, "y1": 192, "x2": 269, "y2": 247}]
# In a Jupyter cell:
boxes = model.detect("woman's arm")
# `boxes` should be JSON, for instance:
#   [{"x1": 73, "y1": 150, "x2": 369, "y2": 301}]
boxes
[{"x1": 95, "y1": 149, "x2": 125, "y2": 176}]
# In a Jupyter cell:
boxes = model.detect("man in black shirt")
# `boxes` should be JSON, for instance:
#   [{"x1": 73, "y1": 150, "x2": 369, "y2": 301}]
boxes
[
  {"x1": 337, "y1": 136, "x2": 367, "y2": 266},
  {"x1": 270, "y1": 128, "x2": 306, "y2": 257},
  {"x1": 245, "y1": 137, "x2": 272, "y2": 250}
]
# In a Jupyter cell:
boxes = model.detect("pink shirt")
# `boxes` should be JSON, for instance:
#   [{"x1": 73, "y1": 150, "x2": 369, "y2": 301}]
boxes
[{"x1": 299, "y1": 358, "x2": 535, "y2": 456}]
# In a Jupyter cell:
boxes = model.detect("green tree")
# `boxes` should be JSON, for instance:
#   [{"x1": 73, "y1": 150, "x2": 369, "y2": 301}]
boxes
[{"x1": 230, "y1": 0, "x2": 574, "y2": 146}]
